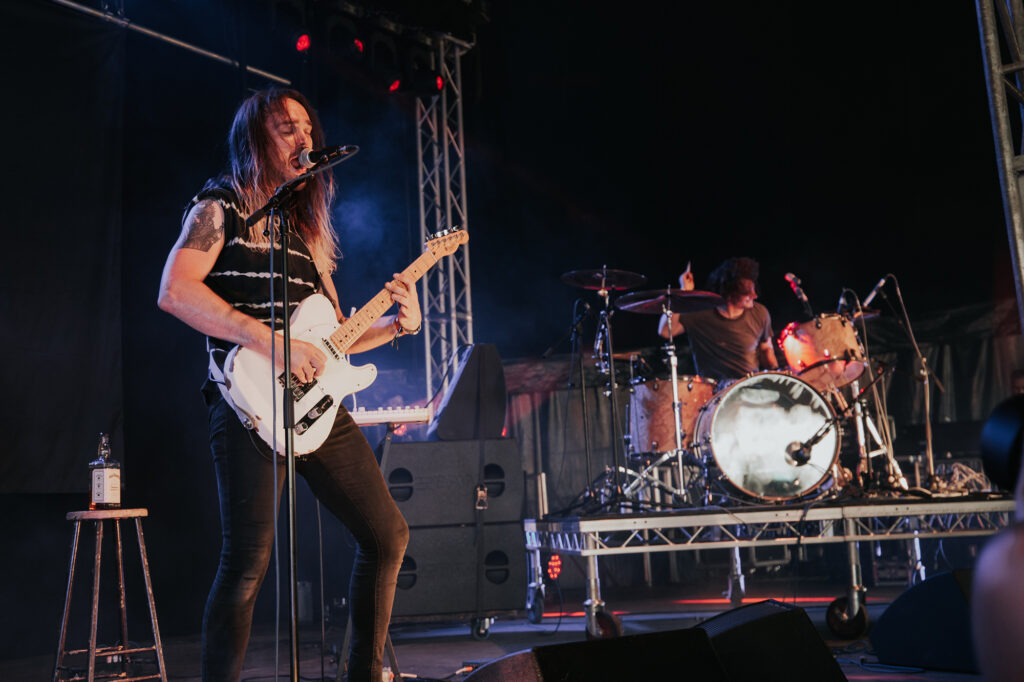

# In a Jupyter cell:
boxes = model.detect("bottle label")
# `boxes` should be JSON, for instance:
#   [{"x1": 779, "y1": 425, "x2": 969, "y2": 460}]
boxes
[{"x1": 91, "y1": 467, "x2": 121, "y2": 506}]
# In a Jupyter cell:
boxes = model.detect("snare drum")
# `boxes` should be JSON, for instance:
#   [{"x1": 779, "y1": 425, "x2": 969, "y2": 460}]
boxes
[
  {"x1": 629, "y1": 376, "x2": 717, "y2": 453},
  {"x1": 779, "y1": 313, "x2": 865, "y2": 391},
  {"x1": 693, "y1": 371, "x2": 839, "y2": 501}
]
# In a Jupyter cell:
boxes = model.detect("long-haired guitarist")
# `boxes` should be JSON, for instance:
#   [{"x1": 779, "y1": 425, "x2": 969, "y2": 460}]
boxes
[{"x1": 157, "y1": 88, "x2": 418, "y2": 682}]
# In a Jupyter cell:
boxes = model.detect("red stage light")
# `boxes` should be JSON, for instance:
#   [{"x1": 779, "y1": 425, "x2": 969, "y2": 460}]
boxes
[
  {"x1": 546, "y1": 554, "x2": 562, "y2": 581},
  {"x1": 389, "y1": 79, "x2": 401, "y2": 92},
  {"x1": 295, "y1": 34, "x2": 311, "y2": 52},
  {"x1": 436, "y1": 76, "x2": 444, "y2": 91},
  {"x1": 353, "y1": 38, "x2": 364, "y2": 53}
]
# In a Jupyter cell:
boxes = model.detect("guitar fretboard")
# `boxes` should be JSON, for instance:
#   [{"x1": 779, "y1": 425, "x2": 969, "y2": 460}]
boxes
[{"x1": 329, "y1": 249, "x2": 438, "y2": 352}]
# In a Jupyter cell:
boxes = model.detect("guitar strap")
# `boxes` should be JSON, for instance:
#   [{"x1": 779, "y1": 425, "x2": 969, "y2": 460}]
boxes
[{"x1": 206, "y1": 339, "x2": 251, "y2": 430}]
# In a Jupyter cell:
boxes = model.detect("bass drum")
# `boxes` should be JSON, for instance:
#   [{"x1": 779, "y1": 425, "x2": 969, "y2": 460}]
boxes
[{"x1": 693, "y1": 372, "x2": 839, "y2": 502}]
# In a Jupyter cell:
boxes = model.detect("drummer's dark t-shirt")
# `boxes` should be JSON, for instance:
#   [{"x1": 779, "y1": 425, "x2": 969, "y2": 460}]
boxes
[{"x1": 678, "y1": 303, "x2": 773, "y2": 382}]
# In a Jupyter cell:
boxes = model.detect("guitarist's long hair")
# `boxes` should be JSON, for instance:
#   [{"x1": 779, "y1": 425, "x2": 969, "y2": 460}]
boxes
[{"x1": 221, "y1": 88, "x2": 340, "y2": 275}]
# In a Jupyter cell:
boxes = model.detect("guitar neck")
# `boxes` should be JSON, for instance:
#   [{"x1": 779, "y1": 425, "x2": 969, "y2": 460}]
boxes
[{"x1": 329, "y1": 249, "x2": 438, "y2": 353}]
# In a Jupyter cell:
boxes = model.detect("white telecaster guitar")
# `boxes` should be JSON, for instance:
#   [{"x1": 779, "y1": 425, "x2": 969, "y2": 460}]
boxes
[{"x1": 222, "y1": 228, "x2": 468, "y2": 455}]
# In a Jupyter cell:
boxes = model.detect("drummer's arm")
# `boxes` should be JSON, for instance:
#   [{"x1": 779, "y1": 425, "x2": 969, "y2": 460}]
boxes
[
  {"x1": 659, "y1": 313, "x2": 684, "y2": 339},
  {"x1": 758, "y1": 340, "x2": 779, "y2": 369}
]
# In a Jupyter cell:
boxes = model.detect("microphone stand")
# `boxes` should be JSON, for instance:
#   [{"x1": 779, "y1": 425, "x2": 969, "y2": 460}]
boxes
[
  {"x1": 887, "y1": 278, "x2": 945, "y2": 490},
  {"x1": 542, "y1": 302, "x2": 598, "y2": 509},
  {"x1": 244, "y1": 150, "x2": 358, "y2": 682}
]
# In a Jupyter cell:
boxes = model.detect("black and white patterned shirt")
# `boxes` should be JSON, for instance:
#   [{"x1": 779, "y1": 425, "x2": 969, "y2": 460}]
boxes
[{"x1": 184, "y1": 182, "x2": 322, "y2": 352}]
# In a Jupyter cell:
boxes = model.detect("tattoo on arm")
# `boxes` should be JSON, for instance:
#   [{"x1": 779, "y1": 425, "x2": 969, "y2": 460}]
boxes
[{"x1": 181, "y1": 201, "x2": 224, "y2": 252}]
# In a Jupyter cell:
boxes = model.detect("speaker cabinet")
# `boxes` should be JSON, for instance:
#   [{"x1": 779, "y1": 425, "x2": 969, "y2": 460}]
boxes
[
  {"x1": 392, "y1": 522, "x2": 526, "y2": 618},
  {"x1": 696, "y1": 599, "x2": 846, "y2": 681},
  {"x1": 426, "y1": 343, "x2": 507, "y2": 441},
  {"x1": 464, "y1": 627, "x2": 727, "y2": 681},
  {"x1": 382, "y1": 439, "x2": 524, "y2": 526},
  {"x1": 870, "y1": 569, "x2": 976, "y2": 673}
]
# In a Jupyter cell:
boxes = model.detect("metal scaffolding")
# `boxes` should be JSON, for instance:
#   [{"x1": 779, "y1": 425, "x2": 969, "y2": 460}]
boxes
[
  {"x1": 416, "y1": 35, "x2": 474, "y2": 398},
  {"x1": 977, "y1": 0, "x2": 1024, "y2": 333}
]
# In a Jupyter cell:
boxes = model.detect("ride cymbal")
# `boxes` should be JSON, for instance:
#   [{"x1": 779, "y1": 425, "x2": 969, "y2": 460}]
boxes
[
  {"x1": 615, "y1": 289, "x2": 724, "y2": 314},
  {"x1": 560, "y1": 267, "x2": 647, "y2": 291}
]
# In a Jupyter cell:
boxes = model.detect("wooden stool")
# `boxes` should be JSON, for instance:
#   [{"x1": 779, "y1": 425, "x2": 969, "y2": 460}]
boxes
[{"x1": 53, "y1": 508, "x2": 167, "y2": 682}]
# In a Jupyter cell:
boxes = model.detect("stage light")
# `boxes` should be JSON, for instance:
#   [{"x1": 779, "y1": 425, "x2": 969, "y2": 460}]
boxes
[
  {"x1": 394, "y1": 41, "x2": 444, "y2": 98},
  {"x1": 546, "y1": 554, "x2": 562, "y2": 581},
  {"x1": 326, "y1": 13, "x2": 366, "y2": 64},
  {"x1": 295, "y1": 33, "x2": 311, "y2": 52},
  {"x1": 369, "y1": 31, "x2": 403, "y2": 94}
]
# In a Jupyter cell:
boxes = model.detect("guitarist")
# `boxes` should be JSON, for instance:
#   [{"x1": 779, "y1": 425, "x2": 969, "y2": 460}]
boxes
[{"x1": 157, "y1": 88, "x2": 418, "y2": 682}]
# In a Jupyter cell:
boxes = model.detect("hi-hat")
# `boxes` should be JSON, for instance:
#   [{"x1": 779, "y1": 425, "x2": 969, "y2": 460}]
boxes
[
  {"x1": 615, "y1": 289, "x2": 724, "y2": 314},
  {"x1": 560, "y1": 267, "x2": 647, "y2": 291}
]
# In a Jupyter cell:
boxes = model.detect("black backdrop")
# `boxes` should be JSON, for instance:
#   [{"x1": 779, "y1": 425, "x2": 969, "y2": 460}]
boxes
[{"x1": 0, "y1": 1, "x2": 125, "y2": 494}]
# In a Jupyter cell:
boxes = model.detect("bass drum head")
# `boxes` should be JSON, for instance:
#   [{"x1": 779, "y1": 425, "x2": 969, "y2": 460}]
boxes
[{"x1": 695, "y1": 372, "x2": 839, "y2": 501}]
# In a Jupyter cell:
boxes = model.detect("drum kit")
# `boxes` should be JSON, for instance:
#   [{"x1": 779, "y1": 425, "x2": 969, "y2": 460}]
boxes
[{"x1": 560, "y1": 266, "x2": 910, "y2": 511}]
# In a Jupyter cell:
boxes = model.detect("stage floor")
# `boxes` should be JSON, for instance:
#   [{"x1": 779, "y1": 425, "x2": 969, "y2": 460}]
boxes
[{"x1": 13, "y1": 581, "x2": 986, "y2": 681}]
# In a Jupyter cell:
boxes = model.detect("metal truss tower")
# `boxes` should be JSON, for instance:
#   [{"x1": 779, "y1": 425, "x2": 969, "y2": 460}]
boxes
[
  {"x1": 978, "y1": 0, "x2": 1024, "y2": 333},
  {"x1": 416, "y1": 36, "x2": 474, "y2": 398}
]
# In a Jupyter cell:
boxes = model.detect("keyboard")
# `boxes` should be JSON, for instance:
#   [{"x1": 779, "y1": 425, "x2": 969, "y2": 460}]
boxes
[{"x1": 350, "y1": 405, "x2": 433, "y2": 426}]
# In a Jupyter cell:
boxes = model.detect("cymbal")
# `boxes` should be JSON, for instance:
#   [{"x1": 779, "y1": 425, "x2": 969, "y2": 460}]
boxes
[
  {"x1": 615, "y1": 289, "x2": 724, "y2": 314},
  {"x1": 560, "y1": 267, "x2": 647, "y2": 291}
]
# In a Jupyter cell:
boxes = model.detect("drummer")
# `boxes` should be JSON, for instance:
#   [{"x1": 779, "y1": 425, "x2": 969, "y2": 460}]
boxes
[{"x1": 658, "y1": 256, "x2": 778, "y2": 381}]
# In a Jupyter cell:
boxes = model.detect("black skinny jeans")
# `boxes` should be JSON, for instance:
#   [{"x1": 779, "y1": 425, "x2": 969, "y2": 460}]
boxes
[{"x1": 201, "y1": 395, "x2": 409, "y2": 681}]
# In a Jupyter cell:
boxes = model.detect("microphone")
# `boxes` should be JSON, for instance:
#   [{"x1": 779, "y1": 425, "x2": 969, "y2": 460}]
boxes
[
  {"x1": 784, "y1": 273, "x2": 814, "y2": 319},
  {"x1": 785, "y1": 441, "x2": 811, "y2": 466},
  {"x1": 862, "y1": 276, "x2": 887, "y2": 308},
  {"x1": 784, "y1": 273, "x2": 809, "y2": 303},
  {"x1": 298, "y1": 145, "x2": 359, "y2": 169}
]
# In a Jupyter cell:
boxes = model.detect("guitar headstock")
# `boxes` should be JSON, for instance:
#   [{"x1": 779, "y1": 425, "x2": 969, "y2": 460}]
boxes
[{"x1": 425, "y1": 226, "x2": 469, "y2": 258}]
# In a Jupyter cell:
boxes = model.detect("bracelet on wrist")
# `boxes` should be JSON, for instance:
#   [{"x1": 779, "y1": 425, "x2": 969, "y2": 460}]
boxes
[
  {"x1": 393, "y1": 318, "x2": 421, "y2": 337},
  {"x1": 391, "y1": 319, "x2": 421, "y2": 349}
]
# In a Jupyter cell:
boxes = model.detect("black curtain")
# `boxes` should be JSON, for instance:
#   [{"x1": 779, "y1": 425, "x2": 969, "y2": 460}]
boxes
[{"x1": 0, "y1": 0, "x2": 125, "y2": 493}]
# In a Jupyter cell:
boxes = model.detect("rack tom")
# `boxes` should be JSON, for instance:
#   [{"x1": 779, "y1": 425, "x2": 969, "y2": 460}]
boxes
[{"x1": 779, "y1": 313, "x2": 865, "y2": 392}]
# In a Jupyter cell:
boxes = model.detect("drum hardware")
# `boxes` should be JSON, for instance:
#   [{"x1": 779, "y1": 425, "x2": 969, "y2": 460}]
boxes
[
  {"x1": 615, "y1": 286, "x2": 723, "y2": 505},
  {"x1": 826, "y1": 364, "x2": 908, "y2": 493},
  {"x1": 560, "y1": 266, "x2": 649, "y2": 510}
]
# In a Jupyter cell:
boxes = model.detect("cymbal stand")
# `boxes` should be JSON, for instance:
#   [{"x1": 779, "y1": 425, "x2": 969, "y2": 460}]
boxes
[
  {"x1": 593, "y1": 285, "x2": 627, "y2": 507},
  {"x1": 660, "y1": 301, "x2": 692, "y2": 503}
]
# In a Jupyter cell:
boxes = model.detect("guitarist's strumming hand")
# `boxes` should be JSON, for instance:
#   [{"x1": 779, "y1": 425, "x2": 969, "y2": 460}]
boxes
[
  {"x1": 385, "y1": 272, "x2": 422, "y2": 334},
  {"x1": 275, "y1": 337, "x2": 326, "y2": 385}
]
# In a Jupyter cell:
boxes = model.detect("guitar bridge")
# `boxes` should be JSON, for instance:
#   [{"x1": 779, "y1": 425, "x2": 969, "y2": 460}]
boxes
[
  {"x1": 279, "y1": 373, "x2": 318, "y2": 402},
  {"x1": 294, "y1": 394, "x2": 335, "y2": 435}
]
